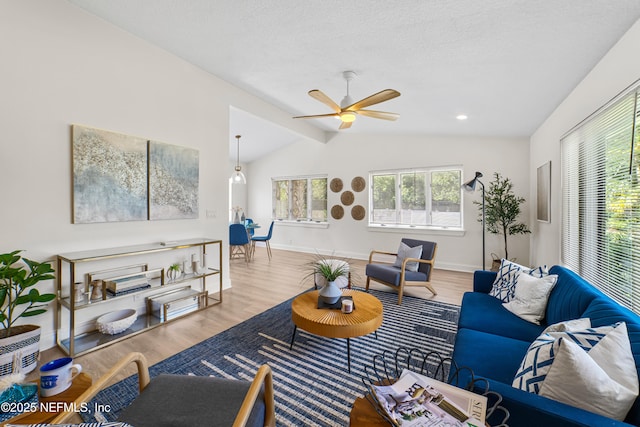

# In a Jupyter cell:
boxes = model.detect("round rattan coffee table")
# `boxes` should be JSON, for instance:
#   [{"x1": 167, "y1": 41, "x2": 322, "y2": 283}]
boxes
[{"x1": 290, "y1": 289, "x2": 383, "y2": 372}]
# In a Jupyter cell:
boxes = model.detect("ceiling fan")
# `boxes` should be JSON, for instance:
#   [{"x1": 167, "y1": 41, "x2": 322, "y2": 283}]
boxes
[{"x1": 293, "y1": 71, "x2": 400, "y2": 130}]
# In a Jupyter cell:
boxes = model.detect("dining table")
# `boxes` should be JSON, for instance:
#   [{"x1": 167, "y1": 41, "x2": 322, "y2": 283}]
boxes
[{"x1": 244, "y1": 222, "x2": 260, "y2": 260}]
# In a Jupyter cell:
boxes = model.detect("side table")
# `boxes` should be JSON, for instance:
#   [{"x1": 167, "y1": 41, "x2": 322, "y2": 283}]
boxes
[
  {"x1": 1, "y1": 372, "x2": 92, "y2": 426},
  {"x1": 349, "y1": 395, "x2": 389, "y2": 426}
]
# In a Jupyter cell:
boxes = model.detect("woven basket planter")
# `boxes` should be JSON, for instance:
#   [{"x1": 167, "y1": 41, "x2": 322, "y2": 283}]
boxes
[{"x1": 0, "y1": 325, "x2": 41, "y2": 377}]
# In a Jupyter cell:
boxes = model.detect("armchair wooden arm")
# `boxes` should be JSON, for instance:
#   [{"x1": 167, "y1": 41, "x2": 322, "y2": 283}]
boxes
[
  {"x1": 50, "y1": 352, "x2": 150, "y2": 424},
  {"x1": 49, "y1": 352, "x2": 276, "y2": 427},
  {"x1": 233, "y1": 364, "x2": 275, "y2": 427}
]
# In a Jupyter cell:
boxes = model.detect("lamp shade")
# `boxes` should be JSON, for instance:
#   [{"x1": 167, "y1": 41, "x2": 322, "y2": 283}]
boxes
[
  {"x1": 463, "y1": 171, "x2": 483, "y2": 192},
  {"x1": 231, "y1": 168, "x2": 246, "y2": 184}
]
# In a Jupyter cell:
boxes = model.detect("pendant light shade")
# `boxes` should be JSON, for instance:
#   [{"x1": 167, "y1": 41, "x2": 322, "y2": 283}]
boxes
[{"x1": 231, "y1": 135, "x2": 246, "y2": 185}]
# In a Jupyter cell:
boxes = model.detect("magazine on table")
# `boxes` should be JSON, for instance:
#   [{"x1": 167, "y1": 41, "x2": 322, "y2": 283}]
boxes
[{"x1": 369, "y1": 368, "x2": 487, "y2": 427}]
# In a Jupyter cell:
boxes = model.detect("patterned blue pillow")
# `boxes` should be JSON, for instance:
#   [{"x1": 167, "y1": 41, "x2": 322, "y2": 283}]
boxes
[
  {"x1": 512, "y1": 323, "x2": 619, "y2": 394},
  {"x1": 489, "y1": 259, "x2": 548, "y2": 302}
]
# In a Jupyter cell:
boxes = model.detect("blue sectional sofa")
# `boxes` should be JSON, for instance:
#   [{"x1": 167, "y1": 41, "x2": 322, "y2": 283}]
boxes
[{"x1": 451, "y1": 265, "x2": 640, "y2": 427}]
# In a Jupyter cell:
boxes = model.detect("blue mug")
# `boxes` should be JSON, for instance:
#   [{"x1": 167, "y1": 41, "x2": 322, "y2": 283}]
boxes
[{"x1": 39, "y1": 357, "x2": 82, "y2": 397}]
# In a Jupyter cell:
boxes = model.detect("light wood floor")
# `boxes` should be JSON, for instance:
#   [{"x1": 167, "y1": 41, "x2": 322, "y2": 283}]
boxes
[{"x1": 36, "y1": 247, "x2": 472, "y2": 387}]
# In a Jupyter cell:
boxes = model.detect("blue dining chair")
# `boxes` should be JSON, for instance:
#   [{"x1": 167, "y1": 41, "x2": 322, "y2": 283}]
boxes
[
  {"x1": 251, "y1": 221, "x2": 274, "y2": 260},
  {"x1": 229, "y1": 223, "x2": 250, "y2": 262}
]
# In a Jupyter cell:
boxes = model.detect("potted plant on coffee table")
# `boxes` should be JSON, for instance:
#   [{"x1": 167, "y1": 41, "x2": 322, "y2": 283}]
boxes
[
  {"x1": 0, "y1": 250, "x2": 56, "y2": 376},
  {"x1": 303, "y1": 253, "x2": 350, "y2": 305}
]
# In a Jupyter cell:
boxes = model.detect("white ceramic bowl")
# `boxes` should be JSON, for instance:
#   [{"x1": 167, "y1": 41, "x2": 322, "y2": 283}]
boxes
[{"x1": 96, "y1": 309, "x2": 137, "y2": 335}]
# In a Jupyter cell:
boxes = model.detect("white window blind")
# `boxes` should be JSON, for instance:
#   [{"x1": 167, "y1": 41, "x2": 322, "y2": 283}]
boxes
[{"x1": 561, "y1": 84, "x2": 640, "y2": 312}]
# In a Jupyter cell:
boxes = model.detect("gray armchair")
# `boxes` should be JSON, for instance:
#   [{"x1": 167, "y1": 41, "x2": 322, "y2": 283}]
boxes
[
  {"x1": 365, "y1": 238, "x2": 437, "y2": 304},
  {"x1": 50, "y1": 352, "x2": 275, "y2": 427}
]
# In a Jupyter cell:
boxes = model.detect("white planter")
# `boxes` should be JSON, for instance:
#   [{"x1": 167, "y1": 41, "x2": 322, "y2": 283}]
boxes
[
  {"x1": 319, "y1": 281, "x2": 342, "y2": 305},
  {"x1": 0, "y1": 325, "x2": 41, "y2": 377}
]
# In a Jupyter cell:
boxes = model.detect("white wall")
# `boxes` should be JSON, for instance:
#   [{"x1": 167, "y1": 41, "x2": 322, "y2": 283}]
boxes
[
  {"x1": 0, "y1": 0, "x2": 321, "y2": 350},
  {"x1": 249, "y1": 132, "x2": 531, "y2": 271},
  {"x1": 529, "y1": 18, "x2": 640, "y2": 266}
]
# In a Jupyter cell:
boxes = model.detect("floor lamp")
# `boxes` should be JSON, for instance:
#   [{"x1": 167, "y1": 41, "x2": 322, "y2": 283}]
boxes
[{"x1": 463, "y1": 172, "x2": 485, "y2": 270}]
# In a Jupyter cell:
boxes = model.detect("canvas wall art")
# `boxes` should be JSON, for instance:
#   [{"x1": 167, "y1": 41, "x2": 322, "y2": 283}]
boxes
[
  {"x1": 537, "y1": 161, "x2": 551, "y2": 223},
  {"x1": 149, "y1": 141, "x2": 199, "y2": 220},
  {"x1": 72, "y1": 125, "x2": 148, "y2": 224}
]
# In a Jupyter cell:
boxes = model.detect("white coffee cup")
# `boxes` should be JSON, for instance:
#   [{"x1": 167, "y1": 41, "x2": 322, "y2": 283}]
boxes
[
  {"x1": 341, "y1": 299, "x2": 353, "y2": 314},
  {"x1": 40, "y1": 357, "x2": 82, "y2": 397}
]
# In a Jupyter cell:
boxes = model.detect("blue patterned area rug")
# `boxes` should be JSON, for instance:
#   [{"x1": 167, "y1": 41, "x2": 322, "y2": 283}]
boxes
[{"x1": 84, "y1": 289, "x2": 460, "y2": 426}]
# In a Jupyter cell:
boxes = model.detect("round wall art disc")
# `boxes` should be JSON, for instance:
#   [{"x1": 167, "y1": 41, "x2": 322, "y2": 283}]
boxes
[
  {"x1": 351, "y1": 205, "x2": 366, "y2": 221},
  {"x1": 341, "y1": 191, "x2": 355, "y2": 206},
  {"x1": 351, "y1": 176, "x2": 366, "y2": 192},
  {"x1": 330, "y1": 178, "x2": 343, "y2": 193},
  {"x1": 331, "y1": 205, "x2": 344, "y2": 220}
]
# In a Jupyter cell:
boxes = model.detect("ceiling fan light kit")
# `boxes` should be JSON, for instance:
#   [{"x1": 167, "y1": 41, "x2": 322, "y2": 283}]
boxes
[{"x1": 293, "y1": 70, "x2": 400, "y2": 129}]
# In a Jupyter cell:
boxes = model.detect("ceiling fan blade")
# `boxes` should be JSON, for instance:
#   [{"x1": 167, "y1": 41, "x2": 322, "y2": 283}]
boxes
[
  {"x1": 292, "y1": 113, "x2": 340, "y2": 119},
  {"x1": 339, "y1": 121, "x2": 353, "y2": 130},
  {"x1": 345, "y1": 89, "x2": 401, "y2": 111},
  {"x1": 308, "y1": 90, "x2": 341, "y2": 113},
  {"x1": 355, "y1": 110, "x2": 399, "y2": 121}
]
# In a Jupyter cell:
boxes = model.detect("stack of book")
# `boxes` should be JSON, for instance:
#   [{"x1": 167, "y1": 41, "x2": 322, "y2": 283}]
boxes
[
  {"x1": 105, "y1": 274, "x2": 150, "y2": 296},
  {"x1": 368, "y1": 369, "x2": 487, "y2": 427}
]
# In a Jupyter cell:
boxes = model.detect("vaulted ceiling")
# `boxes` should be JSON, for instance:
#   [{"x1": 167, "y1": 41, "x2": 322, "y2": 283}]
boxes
[{"x1": 68, "y1": 0, "x2": 640, "y2": 162}]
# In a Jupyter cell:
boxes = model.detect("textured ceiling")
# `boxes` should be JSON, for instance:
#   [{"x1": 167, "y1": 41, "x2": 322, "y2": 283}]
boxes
[{"x1": 67, "y1": 0, "x2": 640, "y2": 162}]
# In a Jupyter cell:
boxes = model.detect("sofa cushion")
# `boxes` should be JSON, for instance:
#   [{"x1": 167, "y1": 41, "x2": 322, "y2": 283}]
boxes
[
  {"x1": 458, "y1": 292, "x2": 545, "y2": 342},
  {"x1": 451, "y1": 327, "x2": 532, "y2": 385},
  {"x1": 117, "y1": 374, "x2": 265, "y2": 427}
]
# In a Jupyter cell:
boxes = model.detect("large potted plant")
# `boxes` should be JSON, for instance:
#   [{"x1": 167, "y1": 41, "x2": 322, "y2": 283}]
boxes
[
  {"x1": 475, "y1": 173, "x2": 531, "y2": 268},
  {"x1": 0, "y1": 250, "x2": 56, "y2": 376}
]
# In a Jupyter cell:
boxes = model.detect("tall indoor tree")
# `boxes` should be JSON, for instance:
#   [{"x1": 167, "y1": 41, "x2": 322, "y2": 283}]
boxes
[{"x1": 475, "y1": 172, "x2": 530, "y2": 261}]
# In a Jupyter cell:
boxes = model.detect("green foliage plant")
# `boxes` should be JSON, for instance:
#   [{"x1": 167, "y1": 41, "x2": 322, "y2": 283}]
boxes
[
  {"x1": 0, "y1": 250, "x2": 56, "y2": 338},
  {"x1": 302, "y1": 252, "x2": 350, "y2": 285},
  {"x1": 475, "y1": 172, "x2": 531, "y2": 260}
]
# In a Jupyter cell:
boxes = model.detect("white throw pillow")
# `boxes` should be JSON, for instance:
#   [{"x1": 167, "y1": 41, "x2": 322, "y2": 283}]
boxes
[
  {"x1": 502, "y1": 273, "x2": 558, "y2": 324},
  {"x1": 512, "y1": 322, "x2": 617, "y2": 394},
  {"x1": 489, "y1": 259, "x2": 549, "y2": 302},
  {"x1": 540, "y1": 322, "x2": 639, "y2": 421},
  {"x1": 393, "y1": 242, "x2": 423, "y2": 272},
  {"x1": 541, "y1": 318, "x2": 591, "y2": 334}
]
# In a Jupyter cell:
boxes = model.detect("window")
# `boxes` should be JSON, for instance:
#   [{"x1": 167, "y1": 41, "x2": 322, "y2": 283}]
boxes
[
  {"x1": 272, "y1": 176, "x2": 327, "y2": 221},
  {"x1": 561, "y1": 82, "x2": 640, "y2": 313},
  {"x1": 369, "y1": 167, "x2": 462, "y2": 228}
]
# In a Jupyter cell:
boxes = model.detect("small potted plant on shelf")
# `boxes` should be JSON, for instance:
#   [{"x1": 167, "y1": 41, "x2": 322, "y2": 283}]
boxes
[
  {"x1": 167, "y1": 263, "x2": 182, "y2": 281},
  {"x1": 0, "y1": 250, "x2": 56, "y2": 376},
  {"x1": 303, "y1": 253, "x2": 350, "y2": 305}
]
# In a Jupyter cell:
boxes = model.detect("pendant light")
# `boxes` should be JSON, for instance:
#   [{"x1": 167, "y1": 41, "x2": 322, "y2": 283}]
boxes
[{"x1": 231, "y1": 134, "x2": 246, "y2": 184}]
